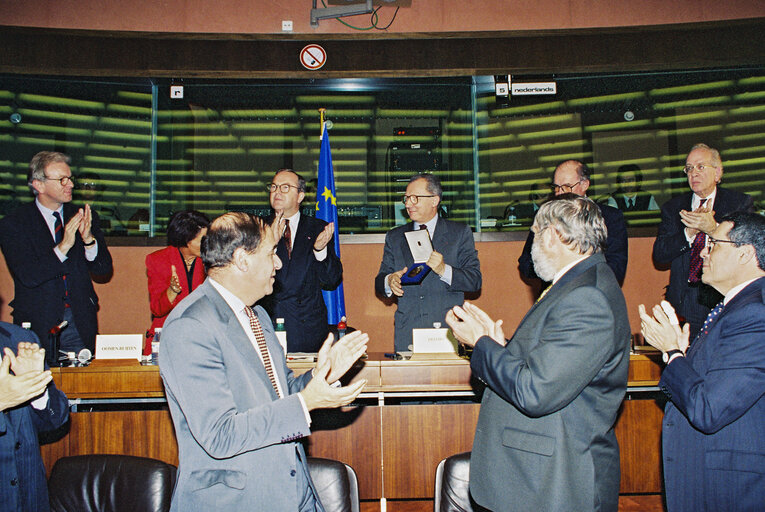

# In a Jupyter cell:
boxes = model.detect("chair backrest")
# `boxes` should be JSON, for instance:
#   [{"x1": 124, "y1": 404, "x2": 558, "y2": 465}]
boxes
[
  {"x1": 48, "y1": 454, "x2": 177, "y2": 512},
  {"x1": 434, "y1": 451, "x2": 473, "y2": 512},
  {"x1": 307, "y1": 456, "x2": 360, "y2": 512}
]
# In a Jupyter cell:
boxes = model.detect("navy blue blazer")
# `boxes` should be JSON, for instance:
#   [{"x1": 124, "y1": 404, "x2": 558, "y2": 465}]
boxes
[
  {"x1": 259, "y1": 215, "x2": 342, "y2": 353},
  {"x1": 375, "y1": 217, "x2": 481, "y2": 352},
  {"x1": 0, "y1": 322, "x2": 69, "y2": 512},
  {"x1": 653, "y1": 187, "x2": 753, "y2": 337},
  {"x1": 518, "y1": 202, "x2": 628, "y2": 284},
  {"x1": 659, "y1": 276, "x2": 765, "y2": 511},
  {"x1": 0, "y1": 202, "x2": 113, "y2": 352}
]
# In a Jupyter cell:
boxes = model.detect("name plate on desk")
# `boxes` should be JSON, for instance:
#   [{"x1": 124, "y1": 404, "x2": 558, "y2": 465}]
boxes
[
  {"x1": 95, "y1": 334, "x2": 142, "y2": 361},
  {"x1": 411, "y1": 328, "x2": 461, "y2": 360}
]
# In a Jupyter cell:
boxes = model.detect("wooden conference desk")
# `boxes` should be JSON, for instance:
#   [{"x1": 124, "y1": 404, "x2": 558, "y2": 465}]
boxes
[{"x1": 41, "y1": 352, "x2": 664, "y2": 501}]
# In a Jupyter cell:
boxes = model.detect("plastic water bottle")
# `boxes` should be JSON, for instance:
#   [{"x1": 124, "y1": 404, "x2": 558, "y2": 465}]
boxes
[
  {"x1": 275, "y1": 318, "x2": 287, "y2": 354},
  {"x1": 337, "y1": 316, "x2": 347, "y2": 339},
  {"x1": 151, "y1": 328, "x2": 161, "y2": 366}
]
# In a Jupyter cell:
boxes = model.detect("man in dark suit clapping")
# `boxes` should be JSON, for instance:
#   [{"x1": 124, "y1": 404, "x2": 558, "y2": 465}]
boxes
[
  {"x1": 640, "y1": 211, "x2": 765, "y2": 511},
  {"x1": 653, "y1": 143, "x2": 753, "y2": 339},
  {"x1": 259, "y1": 169, "x2": 343, "y2": 353},
  {"x1": 0, "y1": 151, "x2": 112, "y2": 355}
]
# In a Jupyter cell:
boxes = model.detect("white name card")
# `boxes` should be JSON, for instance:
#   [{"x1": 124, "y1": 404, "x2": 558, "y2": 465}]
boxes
[
  {"x1": 95, "y1": 334, "x2": 143, "y2": 361},
  {"x1": 412, "y1": 328, "x2": 458, "y2": 354}
]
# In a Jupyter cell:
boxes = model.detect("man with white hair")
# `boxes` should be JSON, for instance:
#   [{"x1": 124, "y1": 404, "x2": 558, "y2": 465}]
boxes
[{"x1": 447, "y1": 195, "x2": 631, "y2": 512}]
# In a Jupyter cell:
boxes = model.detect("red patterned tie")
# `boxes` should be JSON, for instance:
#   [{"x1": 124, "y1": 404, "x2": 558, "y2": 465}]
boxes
[
  {"x1": 244, "y1": 306, "x2": 282, "y2": 398},
  {"x1": 687, "y1": 198, "x2": 707, "y2": 283},
  {"x1": 283, "y1": 219, "x2": 292, "y2": 259}
]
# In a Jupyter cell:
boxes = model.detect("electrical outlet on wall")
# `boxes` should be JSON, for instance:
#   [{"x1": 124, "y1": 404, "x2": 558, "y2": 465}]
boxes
[{"x1": 282, "y1": 20, "x2": 293, "y2": 32}]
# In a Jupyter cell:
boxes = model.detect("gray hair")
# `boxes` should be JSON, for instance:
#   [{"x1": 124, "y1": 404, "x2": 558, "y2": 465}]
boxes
[
  {"x1": 533, "y1": 195, "x2": 607, "y2": 255},
  {"x1": 28, "y1": 151, "x2": 71, "y2": 195},
  {"x1": 722, "y1": 211, "x2": 765, "y2": 271},
  {"x1": 689, "y1": 143, "x2": 722, "y2": 166},
  {"x1": 408, "y1": 173, "x2": 442, "y2": 200}
]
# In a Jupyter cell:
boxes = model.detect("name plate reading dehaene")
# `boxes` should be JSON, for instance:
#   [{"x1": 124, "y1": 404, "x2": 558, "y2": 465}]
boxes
[{"x1": 95, "y1": 334, "x2": 143, "y2": 361}]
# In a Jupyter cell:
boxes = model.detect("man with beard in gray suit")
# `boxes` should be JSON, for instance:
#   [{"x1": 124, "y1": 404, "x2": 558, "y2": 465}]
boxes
[{"x1": 447, "y1": 196, "x2": 631, "y2": 512}]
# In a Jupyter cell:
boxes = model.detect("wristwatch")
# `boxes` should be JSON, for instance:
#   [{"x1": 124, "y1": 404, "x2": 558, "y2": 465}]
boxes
[{"x1": 662, "y1": 349, "x2": 684, "y2": 363}]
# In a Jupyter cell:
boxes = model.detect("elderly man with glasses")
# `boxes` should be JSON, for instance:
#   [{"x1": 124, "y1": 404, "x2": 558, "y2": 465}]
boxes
[
  {"x1": 640, "y1": 211, "x2": 765, "y2": 511},
  {"x1": 375, "y1": 173, "x2": 481, "y2": 352},
  {"x1": 257, "y1": 169, "x2": 342, "y2": 353},
  {"x1": 518, "y1": 159, "x2": 629, "y2": 286},
  {"x1": 653, "y1": 143, "x2": 753, "y2": 339},
  {"x1": 0, "y1": 151, "x2": 113, "y2": 358}
]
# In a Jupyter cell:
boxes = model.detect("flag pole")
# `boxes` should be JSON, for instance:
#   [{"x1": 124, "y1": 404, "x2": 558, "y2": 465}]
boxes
[{"x1": 318, "y1": 107, "x2": 326, "y2": 138}]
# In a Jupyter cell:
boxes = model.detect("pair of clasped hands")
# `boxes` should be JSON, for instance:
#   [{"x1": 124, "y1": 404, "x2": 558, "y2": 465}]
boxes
[
  {"x1": 0, "y1": 342, "x2": 50, "y2": 412},
  {"x1": 387, "y1": 251, "x2": 447, "y2": 297},
  {"x1": 57, "y1": 204, "x2": 96, "y2": 256}
]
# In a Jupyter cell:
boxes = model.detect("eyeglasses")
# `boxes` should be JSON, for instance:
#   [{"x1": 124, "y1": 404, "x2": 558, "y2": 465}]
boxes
[
  {"x1": 683, "y1": 163, "x2": 717, "y2": 175},
  {"x1": 402, "y1": 194, "x2": 435, "y2": 205},
  {"x1": 44, "y1": 175, "x2": 74, "y2": 186},
  {"x1": 705, "y1": 236, "x2": 739, "y2": 251},
  {"x1": 550, "y1": 180, "x2": 582, "y2": 194},
  {"x1": 268, "y1": 183, "x2": 300, "y2": 193}
]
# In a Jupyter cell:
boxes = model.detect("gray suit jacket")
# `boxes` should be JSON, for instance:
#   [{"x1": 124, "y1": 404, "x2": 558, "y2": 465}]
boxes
[
  {"x1": 375, "y1": 217, "x2": 482, "y2": 352},
  {"x1": 159, "y1": 279, "x2": 322, "y2": 512},
  {"x1": 469, "y1": 254, "x2": 631, "y2": 512}
]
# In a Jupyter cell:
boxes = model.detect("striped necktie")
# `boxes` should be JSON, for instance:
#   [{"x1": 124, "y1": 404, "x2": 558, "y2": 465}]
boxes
[
  {"x1": 244, "y1": 306, "x2": 282, "y2": 398},
  {"x1": 52, "y1": 211, "x2": 63, "y2": 244},
  {"x1": 687, "y1": 198, "x2": 708, "y2": 283},
  {"x1": 283, "y1": 219, "x2": 292, "y2": 259}
]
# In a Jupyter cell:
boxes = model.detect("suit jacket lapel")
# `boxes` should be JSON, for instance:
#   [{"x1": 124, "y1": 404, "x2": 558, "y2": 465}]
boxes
[{"x1": 203, "y1": 282, "x2": 280, "y2": 399}]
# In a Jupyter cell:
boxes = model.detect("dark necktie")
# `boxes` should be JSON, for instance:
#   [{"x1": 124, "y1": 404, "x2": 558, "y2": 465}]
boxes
[
  {"x1": 52, "y1": 211, "x2": 63, "y2": 244},
  {"x1": 283, "y1": 219, "x2": 292, "y2": 259},
  {"x1": 52, "y1": 211, "x2": 70, "y2": 304},
  {"x1": 244, "y1": 306, "x2": 282, "y2": 398},
  {"x1": 687, "y1": 301, "x2": 724, "y2": 352},
  {"x1": 687, "y1": 198, "x2": 707, "y2": 283}
]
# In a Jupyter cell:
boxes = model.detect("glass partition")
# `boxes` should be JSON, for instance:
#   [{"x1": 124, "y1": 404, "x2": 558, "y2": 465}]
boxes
[{"x1": 1, "y1": 70, "x2": 763, "y2": 237}]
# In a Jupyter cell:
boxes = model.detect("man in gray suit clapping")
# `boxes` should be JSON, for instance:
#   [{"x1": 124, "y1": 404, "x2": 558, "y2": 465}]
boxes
[
  {"x1": 447, "y1": 196, "x2": 631, "y2": 512},
  {"x1": 160, "y1": 212, "x2": 368, "y2": 512}
]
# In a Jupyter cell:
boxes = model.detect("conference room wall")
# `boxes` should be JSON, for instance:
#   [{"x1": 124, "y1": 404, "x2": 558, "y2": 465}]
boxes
[
  {"x1": 0, "y1": 237, "x2": 664, "y2": 353},
  {"x1": 3, "y1": 0, "x2": 764, "y2": 35}
]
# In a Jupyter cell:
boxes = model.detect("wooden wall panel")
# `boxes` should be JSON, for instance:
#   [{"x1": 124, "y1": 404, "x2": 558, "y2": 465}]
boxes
[
  {"x1": 381, "y1": 404, "x2": 480, "y2": 499},
  {"x1": 616, "y1": 398, "x2": 665, "y2": 493}
]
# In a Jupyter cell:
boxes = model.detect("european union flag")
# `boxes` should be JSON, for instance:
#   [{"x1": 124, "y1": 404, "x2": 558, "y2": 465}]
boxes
[{"x1": 316, "y1": 124, "x2": 346, "y2": 325}]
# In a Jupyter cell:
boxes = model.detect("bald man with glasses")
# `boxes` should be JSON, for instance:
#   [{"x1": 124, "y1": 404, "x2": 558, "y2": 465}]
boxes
[
  {"x1": 0, "y1": 151, "x2": 113, "y2": 358},
  {"x1": 518, "y1": 159, "x2": 629, "y2": 286},
  {"x1": 653, "y1": 143, "x2": 753, "y2": 339}
]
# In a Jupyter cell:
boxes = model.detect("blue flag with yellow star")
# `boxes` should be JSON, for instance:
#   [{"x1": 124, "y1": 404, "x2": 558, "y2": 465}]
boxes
[{"x1": 316, "y1": 124, "x2": 346, "y2": 325}]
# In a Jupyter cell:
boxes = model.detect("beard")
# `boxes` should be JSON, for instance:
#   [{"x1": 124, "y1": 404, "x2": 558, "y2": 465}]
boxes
[{"x1": 531, "y1": 236, "x2": 557, "y2": 282}]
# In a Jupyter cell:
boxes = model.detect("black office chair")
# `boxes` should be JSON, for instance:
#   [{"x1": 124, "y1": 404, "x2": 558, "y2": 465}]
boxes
[
  {"x1": 48, "y1": 454, "x2": 176, "y2": 512},
  {"x1": 307, "y1": 457, "x2": 360, "y2": 512},
  {"x1": 434, "y1": 451, "x2": 474, "y2": 512}
]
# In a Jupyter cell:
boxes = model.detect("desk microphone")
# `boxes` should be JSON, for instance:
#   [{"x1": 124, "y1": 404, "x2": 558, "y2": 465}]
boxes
[
  {"x1": 49, "y1": 320, "x2": 68, "y2": 335},
  {"x1": 77, "y1": 349, "x2": 92, "y2": 365}
]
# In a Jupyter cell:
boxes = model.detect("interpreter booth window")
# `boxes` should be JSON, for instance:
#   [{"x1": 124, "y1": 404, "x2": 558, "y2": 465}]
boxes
[
  {"x1": 473, "y1": 69, "x2": 765, "y2": 230},
  {"x1": 0, "y1": 75, "x2": 153, "y2": 235},
  {"x1": 1, "y1": 70, "x2": 764, "y2": 237},
  {"x1": 153, "y1": 79, "x2": 476, "y2": 234}
]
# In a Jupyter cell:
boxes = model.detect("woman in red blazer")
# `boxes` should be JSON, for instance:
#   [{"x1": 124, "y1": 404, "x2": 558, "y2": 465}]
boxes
[{"x1": 145, "y1": 210, "x2": 209, "y2": 354}]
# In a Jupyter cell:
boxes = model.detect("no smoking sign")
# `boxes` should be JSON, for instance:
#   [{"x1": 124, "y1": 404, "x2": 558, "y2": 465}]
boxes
[{"x1": 300, "y1": 44, "x2": 327, "y2": 70}]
